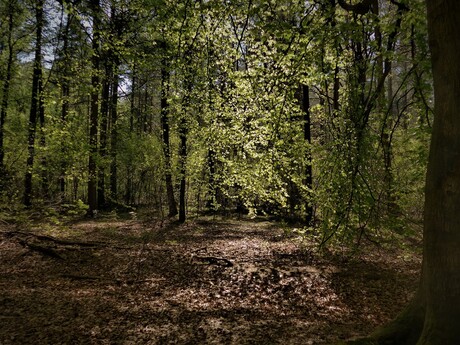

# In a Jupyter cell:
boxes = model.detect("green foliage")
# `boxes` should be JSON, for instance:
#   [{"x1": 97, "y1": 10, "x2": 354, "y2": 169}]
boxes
[{"x1": 0, "y1": 0, "x2": 432, "y2": 246}]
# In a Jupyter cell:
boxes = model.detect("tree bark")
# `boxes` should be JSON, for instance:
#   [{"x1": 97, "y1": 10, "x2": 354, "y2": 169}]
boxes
[
  {"x1": 87, "y1": 0, "x2": 101, "y2": 216},
  {"x1": 301, "y1": 85, "x2": 313, "y2": 225},
  {"x1": 38, "y1": 59, "x2": 48, "y2": 199},
  {"x1": 160, "y1": 60, "x2": 178, "y2": 217},
  {"x1": 339, "y1": 1, "x2": 460, "y2": 344},
  {"x1": 419, "y1": 0, "x2": 460, "y2": 342},
  {"x1": 0, "y1": 0, "x2": 15, "y2": 175},
  {"x1": 24, "y1": 0, "x2": 44, "y2": 207},
  {"x1": 178, "y1": 116, "x2": 187, "y2": 223},
  {"x1": 206, "y1": 149, "x2": 217, "y2": 211},
  {"x1": 98, "y1": 58, "x2": 111, "y2": 209},
  {"x1": 59, "y1": 11, "x2": 73, "y2": 199},
  {"x1": 109, "y1": 58, "x2": 119, "y2": 201}
]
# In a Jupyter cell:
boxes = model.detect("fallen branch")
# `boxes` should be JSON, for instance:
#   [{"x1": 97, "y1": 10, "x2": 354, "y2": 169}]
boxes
[
  {"x1": 5, "y1": 231, "x2": 131, "y2": 250},
  {"x1": 17, "y1": 239, "x2": 64, "y2": 260},
  {"x1": 6, "y1": 231, "x2": 102, "y2": 247},
  {"x1": 193, "y1": 255, "x2": 234, "y2": 267}
]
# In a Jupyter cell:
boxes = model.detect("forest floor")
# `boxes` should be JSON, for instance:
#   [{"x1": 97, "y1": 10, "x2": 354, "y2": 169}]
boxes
[{"x1": 0, "y1": 213, "x2": 421, "y2": 344}]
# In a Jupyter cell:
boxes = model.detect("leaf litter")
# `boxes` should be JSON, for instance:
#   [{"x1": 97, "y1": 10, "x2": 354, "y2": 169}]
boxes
[{"x1": 0, "y1": 217, "x2": 420, "y2": 344}]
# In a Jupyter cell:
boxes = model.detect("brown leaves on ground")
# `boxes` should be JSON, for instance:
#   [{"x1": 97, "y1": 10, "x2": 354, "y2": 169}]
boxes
[{"x1": 0, "y1": 216, "x2": 420, "y2": 344}]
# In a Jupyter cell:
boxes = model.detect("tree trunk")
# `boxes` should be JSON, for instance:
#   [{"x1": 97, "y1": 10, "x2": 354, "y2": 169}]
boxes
[
  {"x1": 125, "y1": 67, "x2": 136, "y2": 205},
  {"x1": 339, "y1": 1, "x2": 460, "y2": 344},
  {"x1": 178, "y1": 116, "x2": 187, "y2": 223},
  {"x1": 0, "y1": 0, "x2": 15, "y2": 176},
  {"x1": 110, "y1": 59, "x2": 119, "y2": 201},
  {"x1": 98, "y1": 59, "x2": 111, "y2": 209},
  {"x1": 419, "y1": 0, "x2": 460, "y2": 342},
  {"x1": 38, "y1": 65, "x2": 48, "y2": 199},
  {"x1": 301, "y1": 85, "x2": 313, "y2": 225},
  {"x1": 206, "y1": 148, "x2": 217, "y2": 211},
  {"x1": 87, "y1": 0, "x2": 101, "y2": 216},
  {"x1": 59, "y1": 12, "x2": 72, "y2": 200},
  {"x1": 160, "y1": 61, "x2": 178, "y2": 217},
  {"x1": 24, "y1": 0, "x2": 44, "y2": 207}
]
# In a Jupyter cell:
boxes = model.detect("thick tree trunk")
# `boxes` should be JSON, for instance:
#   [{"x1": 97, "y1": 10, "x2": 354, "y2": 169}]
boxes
[
  {"x1": 24, "y1": 0, "x2": 44, "y2": 207},
  {"x1": 339, "y1": 1, "x2": 460, "y2": 344},
  {"x1": 419, "y1": 1, "x2": 460, "y2": 342}
]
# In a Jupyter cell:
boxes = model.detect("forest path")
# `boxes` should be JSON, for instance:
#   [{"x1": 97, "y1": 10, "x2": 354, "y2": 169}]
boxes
[{"x1": 0, "y1": 216, "x2": 420, "y2": 344}]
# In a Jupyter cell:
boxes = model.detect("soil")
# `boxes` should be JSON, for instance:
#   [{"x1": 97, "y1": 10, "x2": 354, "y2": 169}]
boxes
[{"x1": 0, "y1": 215, "x2": 421, "y2": 344}]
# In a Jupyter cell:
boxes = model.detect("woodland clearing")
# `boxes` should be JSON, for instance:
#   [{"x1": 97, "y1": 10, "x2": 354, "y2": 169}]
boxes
[{"x1": 0, "y1": 215, "x2": 420, "y2": 344}]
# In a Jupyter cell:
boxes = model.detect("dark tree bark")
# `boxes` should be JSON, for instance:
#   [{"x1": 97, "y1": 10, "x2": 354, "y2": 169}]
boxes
[
  {"x1": 160, "y1": 59, "x2": 178, "y2": 217},
  {"x1": 38, "y1": 58, "x2": 48, "y2": 199},
  {"x1": 206, "y1": 148, "x2": 217, "y2": 210},
  {"x1": 109, "y1": 58, "x2": 119, "y2": 201},
  {"x1": 419, "y1": 0, "x2": 460, "y2": 342},
  {"x1": 24, "y1": 0, "x2": 44, "y2": 207},
  {"x1": 301, "y1": 85, "x2": 313, "y2": 225},
  {"x1": 98, "y1": 58, "x2": 111, "y2": 209},
  {"x1": 0, "y1": 0, "x2": 15, "y2": 176},
  {"x1": 125, "y1": 67, "x2": 136, "y2": 205},
  {"x1": 178, "y1": 116, "x2": 187, "y2": 223},
  {"x1": 338, "y1": 1, "x2": 460, "y2": 344},
  {"x1": 129, "y1": 65, "x2": 136, "y2": 133},
  {"x1": 87, "y1": 0, "x2": 101, "y2": 216},
  {"x1": 59, "y1": 11, "x2": 73, "y2": 199}
]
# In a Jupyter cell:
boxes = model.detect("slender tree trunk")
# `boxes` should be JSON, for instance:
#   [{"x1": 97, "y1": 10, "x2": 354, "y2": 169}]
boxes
[
  {"x1": 178, "y1": 116, "x2": 187, "y2": 223},
  {"x1": 110, "y1": 59, "x2": 119, "y2": 201},
  {"x1": 0, "y1": 0, "x2": 15, "y2": 176},
  {"x1": 59, "y1": 12, "x2": 72, "y2": 199},
  {"x1": 130, "y1": 65, "x2": 136, "y2": 133},
  {"x1": 383, "y1": 74, "x2": 396, "y2": 213},
  {"x1": 87, "y1": 0, "x2": 101, "y2": 216},
  {"x1": 301, "y1": 85, "x2": 313, "y2": 225},
  {"x1": 24, "y1": 0, "x2": 44, "y2": 207},
  {"x1": 98, "y1": 59, "x2": 111, "y2": 209},
  {"x1": 160, "y1": 61, "x2": 178, "y2": 217},
  {"x1": 206, "y1": 148, "x2": 217, "y2": 210},
  {"x1": 126, "y1": 67, "x2": 136, "y2": 205},
  {"x1": 38, "y1": 68, "x2": 48, "y2": 199}
]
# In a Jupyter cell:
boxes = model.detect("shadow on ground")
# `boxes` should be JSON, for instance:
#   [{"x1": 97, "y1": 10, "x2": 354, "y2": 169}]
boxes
[{"x1": 0, "y1": 217, "x2": 420, "y2": 344}]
